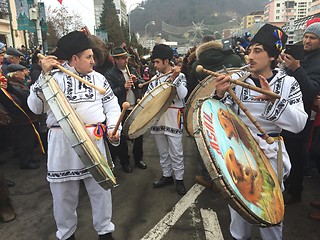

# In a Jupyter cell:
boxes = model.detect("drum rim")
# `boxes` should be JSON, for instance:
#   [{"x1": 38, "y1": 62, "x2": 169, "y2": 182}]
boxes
[
  {"x1": 184, "y1": 68, "x2": 243, "y2": 137},
  {"x1": 123, "y1": 82, "x2": 176, "y2": 139},
  {"x1": 193, "y1": 97, "x2": 283, "y2": 227}
]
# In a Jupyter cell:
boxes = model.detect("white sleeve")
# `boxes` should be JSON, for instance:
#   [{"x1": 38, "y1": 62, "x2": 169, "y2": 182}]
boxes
[
  {"x1": 173, "y1": 73, "x2": 188, "y2": 100},
  {"x1": 27, "y1": 74, "x2": 50, "y2": 114},
  {"x1": 263, "y1": 77, "x2": 308, "y2": 133}
]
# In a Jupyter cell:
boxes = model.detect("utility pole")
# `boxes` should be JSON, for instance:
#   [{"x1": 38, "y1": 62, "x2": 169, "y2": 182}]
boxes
[{"x1": 6, "y1": 0, "x2": 15, "y2": 47}]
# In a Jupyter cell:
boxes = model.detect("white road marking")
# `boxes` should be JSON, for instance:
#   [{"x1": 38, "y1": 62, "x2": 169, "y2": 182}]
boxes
[
  {"x1": 141, "y1": 183, "x2": 205, "y2": 240},
  {"x1": 200, "y1": 208, "x2": 224, "y2": 240}
]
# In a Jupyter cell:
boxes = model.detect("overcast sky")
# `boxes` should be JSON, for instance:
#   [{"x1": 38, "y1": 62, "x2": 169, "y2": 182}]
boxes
[{"x1": 42, "y1": 0, "x2": 143, "y2": 33}]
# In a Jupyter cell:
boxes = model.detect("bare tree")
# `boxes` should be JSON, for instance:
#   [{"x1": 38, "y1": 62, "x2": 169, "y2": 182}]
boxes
[{"x1": 46, "y1": 6, "x2": 84, "y2": 49}]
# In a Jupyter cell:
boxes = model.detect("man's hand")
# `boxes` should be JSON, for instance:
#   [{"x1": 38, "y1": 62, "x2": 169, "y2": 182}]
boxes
[
  {"x1": 214, "y1": 74, "x2": 230, "y2": 98},
  {"x1": 107, "y1": 130, "x2": 120, "y2": 142},
  {"x1": 283, "y1": 54, "x2": 300, "y2": 72},
  {"x1": 124, "y1": 80, "x2": 134, "y2": 90},
  {"x1": 41, "y1": 55, "x2": 61, "y2": 74},
  {"x1": 130, "y1": 74, "x2": 137, "y2": 83},
  {"x1": 254, "y1": 75, "x2": 277, "y2": 102}
]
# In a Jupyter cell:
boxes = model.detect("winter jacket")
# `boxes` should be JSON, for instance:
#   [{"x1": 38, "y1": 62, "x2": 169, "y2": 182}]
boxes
[{"x1": 188, "y1": 41, "x2": 242, "y2": 98}]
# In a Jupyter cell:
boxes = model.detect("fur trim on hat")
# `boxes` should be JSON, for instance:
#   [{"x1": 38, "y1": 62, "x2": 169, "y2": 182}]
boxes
[{"x1": 196, "y1": 41, "x2": 223, "y2": 59}]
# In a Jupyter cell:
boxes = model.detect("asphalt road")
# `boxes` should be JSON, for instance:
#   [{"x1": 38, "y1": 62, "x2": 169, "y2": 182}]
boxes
[{"x1": 0, "y1": 132, "x2": 320, "y2": 240}]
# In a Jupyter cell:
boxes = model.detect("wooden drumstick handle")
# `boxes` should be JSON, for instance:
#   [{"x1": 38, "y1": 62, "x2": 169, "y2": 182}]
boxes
[
  {"x1": 138, "y1": 70, "x2": 173, "y2": 88},
  {"x1": 38, "y1": 53, "x2": 107, "y2": 95},
  {"x1": 125, "y1": 64, "x2": 135, "y2": 89},
  {"x1": 195, "y1": 65, "x2": 281, "y2": 99},
  {"x1": 112, "y1": 102, "x2": 131, "y2": 136},
  {"x1": 227, "y1": 89, "x2": 274, "y2": 144}
]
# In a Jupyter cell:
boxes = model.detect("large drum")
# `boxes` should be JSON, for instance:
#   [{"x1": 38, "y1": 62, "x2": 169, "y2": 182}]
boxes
[
  {"x1": 193, "y1": 97, "x2": 284, "y2": 227},
  {"x1": 184, "y1": 68, "x2": 249, "y2": 137},
  {"x1": 39, "y1": 73, "x2": 117, "y2": 189},
  {"x1": 123, "y1": 82, "x2": 176, "y2": 139}
]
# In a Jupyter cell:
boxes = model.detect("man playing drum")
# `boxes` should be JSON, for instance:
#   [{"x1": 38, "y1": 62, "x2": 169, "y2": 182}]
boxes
[
  {"x1": 147, "y1": 44, "x2": 188, "y2": 195},
  {"x1": 27, "y1": 31, "x2": 121, "y2": 240},
  {"x1": 213, "y1": 24, "x2": 308, "y2": 240}
]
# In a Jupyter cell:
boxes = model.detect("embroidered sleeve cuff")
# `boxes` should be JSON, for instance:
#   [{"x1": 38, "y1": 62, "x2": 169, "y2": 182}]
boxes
[{"x1": 263, "y1": 97, "x2": 288, "y2": 121}]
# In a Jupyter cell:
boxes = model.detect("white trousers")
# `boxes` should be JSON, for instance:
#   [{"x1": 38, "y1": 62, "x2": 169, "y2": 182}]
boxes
[
  {"x1": 154, "y1": 134, "x2": 184, "y2": 180},
  {"x1": 229, "y1": 206, "x2": 283, "y2": 240},
  {"x1": 50, "y1": 177, "x2": 114, "y2": 240}
]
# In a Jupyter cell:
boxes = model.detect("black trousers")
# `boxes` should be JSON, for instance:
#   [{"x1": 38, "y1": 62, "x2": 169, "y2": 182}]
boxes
[
  {"x1": 108, "y1": 134, "x2": 143, "y2": 166},
  {"x1": 108, "y1": 110, "x2": 143, "y2": 166},
  {"x1": 283, "y1": 121, "x2": 312, "y2": 198},
  {"x1": 13, "y1": 124, "x2": 36, "y2": 167}
]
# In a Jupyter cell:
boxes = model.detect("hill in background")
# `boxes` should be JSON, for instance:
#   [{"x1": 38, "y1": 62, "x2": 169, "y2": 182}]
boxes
[{"x1": 130, "y1": 0, "x2": 269, "y2": 37}]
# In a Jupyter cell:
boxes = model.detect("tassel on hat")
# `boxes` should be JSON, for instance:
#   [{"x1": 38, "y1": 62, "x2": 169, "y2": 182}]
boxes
[{"x1": 251, "y1": 24, "x2": 288, "y2": 58}]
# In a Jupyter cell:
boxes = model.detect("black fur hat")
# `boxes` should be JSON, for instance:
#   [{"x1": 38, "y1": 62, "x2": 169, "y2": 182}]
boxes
[
  {"x1": 150, "y1": 44, "x2": 173, "y2": 61},
  {"x1": 54, "y1": 31, "x2": 92, "y2": 60},
  {"x1": 251, "y1": 24, "x2": 288, "y2": 58}
]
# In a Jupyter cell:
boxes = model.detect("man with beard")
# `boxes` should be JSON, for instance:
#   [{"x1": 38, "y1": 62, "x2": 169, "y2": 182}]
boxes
[{"x1": 282, "y1": 20, "x2": 320, "y2": 205}]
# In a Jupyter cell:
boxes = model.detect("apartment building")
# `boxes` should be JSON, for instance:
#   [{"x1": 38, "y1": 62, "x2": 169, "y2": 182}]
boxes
[
  {"x1": 264, "y1": 0, "x2": 312, "y2": 26},
  {"x1": 94, "y1": 0, "x2": 127, "y2": 29},
  {"x1": 309, "y1": 0, "x2": 320, "y2": 15},
  {"x1": 242, "y1": 11, "x2": 264, "y2": 29},
  {"x1": 0, "y1": 0, "x2": 27, "y2": 48}
]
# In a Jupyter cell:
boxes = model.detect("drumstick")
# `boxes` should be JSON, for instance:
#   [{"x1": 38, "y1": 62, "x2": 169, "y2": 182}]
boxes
[
  {"x1": 196, "y1": 65, "x2": 274, "y2": 144},
  {"x1": 138, "y1": 70, "x2": 173, "y2": 88},
  {"x1": 37, "y1": 53, "x2": 107, "y2": 95},
  {"x1": 196, "y1": 65, "x2": 280, "y2": 99},
  {"x1": 112, "y1": 102, "x2": 131, "y2": 136}
]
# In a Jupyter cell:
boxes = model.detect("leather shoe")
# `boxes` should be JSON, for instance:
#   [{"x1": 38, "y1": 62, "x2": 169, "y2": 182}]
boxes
[
  {"x1": 176, "y1": 180, "x2": 187, "y2": 195},
  {"x1": 6, "y1": 179, "x2": 15, "y2": 188},
  {"x1": 153, "y1": 176, "x2": 173, "y2": 188},
  {"x1": 0, "y1": 208, "x2": 16, "y2": 222},
  {"x1": 122, "y1": 164, "x2": 133, "y2": 173},
  {"x1": 309, "y1": 211, "x2": 320, "y2": 221},
  {"x1": 311, "y1": 200, "x2": 320, "y2": 209},
  {"x1": 99, "y1": 233, "x2": 114, "y2": 240},
  {"x1": 135, "y1": 160, "x2": 147, "y2": 169}
]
